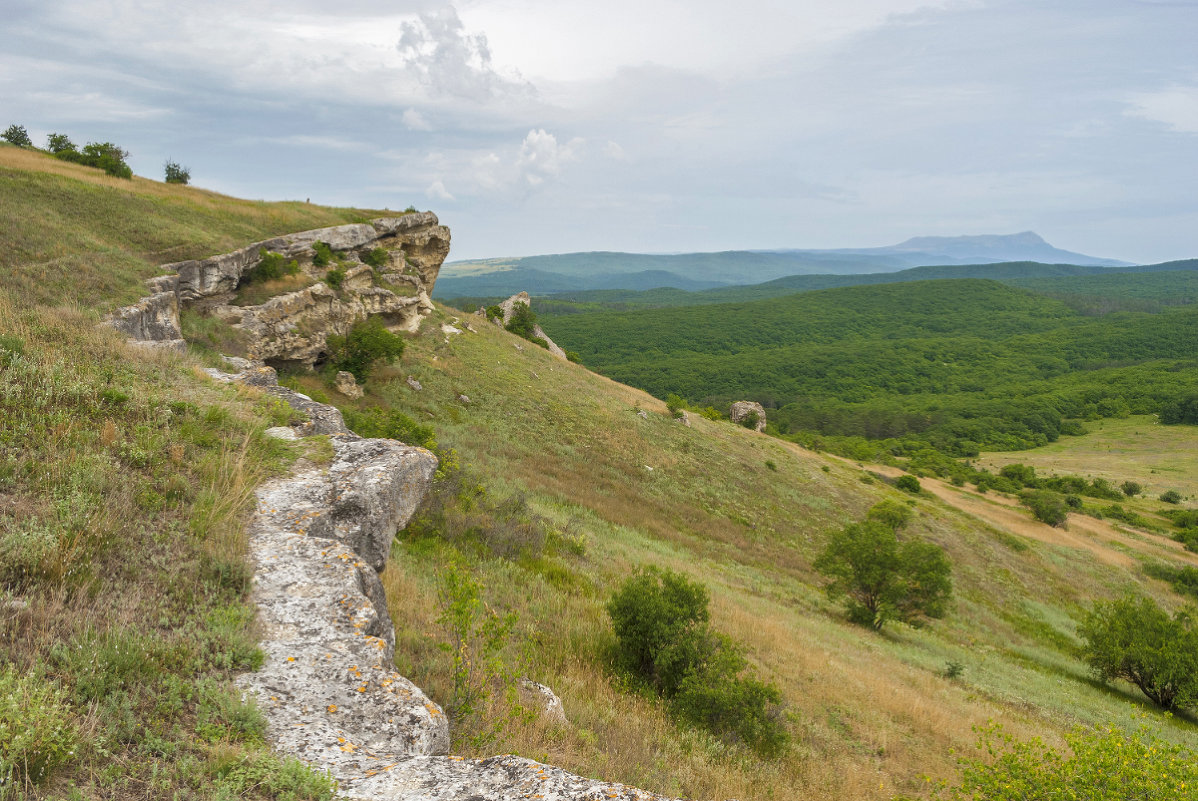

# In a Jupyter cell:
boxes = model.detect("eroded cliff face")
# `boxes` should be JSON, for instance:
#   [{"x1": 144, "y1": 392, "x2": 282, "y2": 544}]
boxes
[{"x1": 106, "y1": 213, "x2": 450, "y2": 368}]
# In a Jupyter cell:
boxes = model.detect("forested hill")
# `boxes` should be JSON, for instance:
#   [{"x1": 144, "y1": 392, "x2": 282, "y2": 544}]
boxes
[
  {"x1": 538, "y1": 279, "x2": 1198, "y2": 457},
  {"x1": 459, "y1": 259, "x2": 1198, "y2": 313}
]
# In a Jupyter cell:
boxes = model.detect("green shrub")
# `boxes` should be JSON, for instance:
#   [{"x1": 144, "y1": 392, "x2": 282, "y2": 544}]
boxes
[
  {"x1": 324, "y1": 266, "x2": 346, "y2": 289},
  {"x1": 1121, "y1": 480, "x2": 1143, "y2": 497},
  {"x1": 2, "y1": 124, "x2": 31, "y2": 147},
  {"x1": 565, "y1": 350, "x2": 581, "y2": 364},
  {"x1": 57, "y1": 141, "x2": 133, "y2": 178},
  {"x1": 311, "y1": 240, "x2": 334, "y2": 267},
  {"x1": 1079, "y1": 594, "x2": 1198, "y2": 710},
  {"x1": 606, "y1": 568, "x2": 789, "y2": 755},
  {"x1": 607, "y1": 567, "x2": 709, "y2": 692},
  {"x1": 505, "y1": 302, "x2": 538, "y2": 340},
  {"x1": 665, "y1": 393, "x2": 687, "y2": 419},
  {"x1": 1161, "y1": 489, "x2": 1183, "y2": 504},
  {"x1": 342, "y1": 406, "x2": 435, "y2": 449},
  {"x1": 403, "y1": 204, "x2": 419, "y2": 213},
  {"x1": 698, "y1": 406, "x2": 724, "y2": 421},
  {"x1": 814, "y1": 502, "x2": 952, "y2": 630},
  {"x1": 1019, "y1": 489, "x2": 1069, "y2": 527},
  {"x1": 937, "y1": 722, "x2": 1198, "y2": 801},
  {"x1": 247, "y1": 250, "x2": 300, "y2": 283},
  {"x1": 210, "y1": 751, "x2": 337, "y2": 800},
  {"x1": 895, "y1": 474, "x2": 921, "y2": 493},
  {"x1": 738, "y1": 411, "x2": 760, "y2": 430},
  {"x1": 0, "y1": 666, "x2": 79, "y2": 786},
  {"x1": 326, "y1": 317, "x2": 405, "y2": 381},
  {"x1": 362, "y1": 247, "x2": 389, "y2": 268},
  {"x1": 484, "y1": 305, "x2": 503, "y2": 324},
  {"x1": 163, "y1": 160, "x2": 191, "y2": 185}
]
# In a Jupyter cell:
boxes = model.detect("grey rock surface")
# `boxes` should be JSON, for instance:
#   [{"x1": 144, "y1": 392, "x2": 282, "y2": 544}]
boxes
[
  {"x1": 204, "y1": 363, "x2": 349, "y2": 436},
  {"x1": 238, "y1": 436, "x2": 449, "y2": 770},
  {"x1": 519, "y1": 679, "x2": 568, "y2": 725},
  {"x1": 729, "y1": 401, "x2": 767, "y2": 432},
  {"x1": 336, "y1": 371, "x2": 364, "y2": 399},
  {"x1": 105, "y1": 290, "x2": 181, "y2": 342},
  {"x1": 498, "y1": 292, "x2": 531, "y2": 325}
]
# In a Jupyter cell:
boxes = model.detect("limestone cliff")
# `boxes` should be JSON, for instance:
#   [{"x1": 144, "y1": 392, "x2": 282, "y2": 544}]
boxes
[{"x1": 106, "y1": 213, "x2": 449, "y2": 368}]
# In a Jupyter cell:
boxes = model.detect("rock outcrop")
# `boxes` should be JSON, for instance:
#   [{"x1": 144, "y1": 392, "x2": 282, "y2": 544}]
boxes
[
  {"x1": 335, "y1": 371, "x2": 364, "y2": 399},
  {"x1": 105, "y1": 214, "x2": 449, "y2": 368},
  {"x1": 212, "y1": 355, "x2": 683, "y2": 801},
  {"x1": 478, "y1": 292, "x2": 568, "y2": 360},
  {"x1": 730, "y1": 401, "x2": 767, "y2": 432}
]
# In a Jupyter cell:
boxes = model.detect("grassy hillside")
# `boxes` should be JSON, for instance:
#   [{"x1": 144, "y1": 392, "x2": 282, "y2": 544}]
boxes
[
  {"x1": 0, "y1": 145, "x2": 386, "y2": 311},
  {"x1": 7, "y1": 146, "x2": 1198, "y2": 801},
  {"x1": 0, "y1": 147, "x2": 355, "y2": 799},
  {"x1": 279, "y1": 303, "x2": 1198, "y2": 801}
]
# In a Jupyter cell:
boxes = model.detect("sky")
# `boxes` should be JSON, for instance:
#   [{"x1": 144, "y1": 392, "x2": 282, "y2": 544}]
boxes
[{"x1": 4, "y1": 0, "x2": 1197, "y2": 263}]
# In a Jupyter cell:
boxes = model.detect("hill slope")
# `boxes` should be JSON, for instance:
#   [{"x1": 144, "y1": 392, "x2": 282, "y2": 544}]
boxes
[{"x1": 6, "y1": 144, "x2": 1198, "y2": 801}]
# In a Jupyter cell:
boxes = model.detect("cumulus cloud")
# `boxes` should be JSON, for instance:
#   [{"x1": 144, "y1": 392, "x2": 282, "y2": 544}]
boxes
[
  {"x1": 397, "y1": 5, "x2": 532, "y2": 102},
  {"x1": 516, "y1": 129, "x2": 583, "y2": 185},
  {"x1": 426, "y1": 179, "x2": 455, "y2": 200}
]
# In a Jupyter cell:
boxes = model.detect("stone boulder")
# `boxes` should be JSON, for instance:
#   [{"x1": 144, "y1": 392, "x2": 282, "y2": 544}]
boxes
[
  {"x1": 519, "y1": 679, "x2": 567, "y2": 725},
  {"x1": 730, "y1": 401, "x2": 767, "y2": 432},
  {"x1": 335, "y1": 371, "x2": 363, "y2": 399}
]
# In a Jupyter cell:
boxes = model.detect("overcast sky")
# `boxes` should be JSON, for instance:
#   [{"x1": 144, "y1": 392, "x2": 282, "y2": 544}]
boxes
[{"x1": 5, "y1": 0, "x2": 1197, "y2": 262}]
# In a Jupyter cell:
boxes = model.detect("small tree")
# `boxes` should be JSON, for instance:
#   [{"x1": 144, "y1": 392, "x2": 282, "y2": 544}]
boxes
[
  {"x1": 606, "y1": 567, "x2": 709, "y2": 692},
  {"x1": 1160, "y1": 490, "x2": 1182, "y2": 504},
  {"x1": 895, "y1": 474, "x2": 921, "y2": 494},
  {"x1": 814, "y1": 502, "x2": 951, "y2": 630},
  {"x1": 2, "y1": 124, "x2": 32, "y2": 147},
  {"x1": 46, "y1": 133, "x2": 74, "y2": 154},
  {"x1": 164, "y1": 160, "x2": 190, "y2": 185},
  {"x1": 1121, "y1": 480, "x2": 1143, "y2": 497},
  {"x1": 1079, "y1": 594, "x2": 1198, "y2": 711},
  {"x1": 326, "y1": 317, "x2": 405, "y2": 381},
  {"x1": 1020, "y1": 489, "x2": 1069, "y2": 527},
  {"x1": 504, "y1": 302, "x2": 537, "y2": 340}
]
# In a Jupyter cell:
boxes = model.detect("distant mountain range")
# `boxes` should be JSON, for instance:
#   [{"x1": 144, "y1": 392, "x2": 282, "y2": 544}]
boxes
[{"x1": 435, "y1": 232, "x2": 1133, "y2": 298}]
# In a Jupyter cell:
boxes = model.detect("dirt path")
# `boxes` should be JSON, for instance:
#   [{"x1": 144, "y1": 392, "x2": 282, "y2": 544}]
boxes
[{"x1": 810, "y1": 448, "x2": 1198, "y2": 569}]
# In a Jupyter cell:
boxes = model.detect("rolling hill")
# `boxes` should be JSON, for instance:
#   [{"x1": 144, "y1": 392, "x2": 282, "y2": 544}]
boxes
[{"x1": 5, "y1": 143, "x2": 1198, "y2": 801}]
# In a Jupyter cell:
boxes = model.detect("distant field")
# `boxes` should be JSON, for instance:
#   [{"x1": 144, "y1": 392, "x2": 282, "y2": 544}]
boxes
[{"x1": 979, "y1": 415, "x2": 1198, "y2": 504}]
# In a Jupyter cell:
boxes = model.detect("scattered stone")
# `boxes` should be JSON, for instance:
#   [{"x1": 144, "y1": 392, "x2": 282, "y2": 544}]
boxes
[
  {"x1": 678, "y1": 410, "x2": 691, "y2": 427},
  {"x1": 730, "y1": 400, "x2": 767, "y2": 432},
  {"x1": 264, "y1": 426, "x2": 300, "y2": 440},
  {"x1": 335, "y1": 370, "x2": 364, "y2": 399},
  {"x1": 456, "y1": 393, "x2": 470, "y2": 404},
  {"x1": 636, "y1": 409, "x2": 648, "y2": 420},
  {"x1": 518, "y1": 680, "x2": 567, "y2": 725},
  {"x1": 441, "y1": 323, "x2": 462, "y2": 336},
  {"x1": 406, "y1": 376, "x2": 423, "y2": 392},
  {"x1": 514, "y1": 343, "x2": 524, "y2": 351}
]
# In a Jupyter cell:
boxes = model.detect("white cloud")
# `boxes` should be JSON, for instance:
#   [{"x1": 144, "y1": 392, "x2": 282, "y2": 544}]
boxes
[
  {"x1": 426, "y1": 179, "x2": 455, "y2": 200},
  {"x1": 603, "y1": 141, "x2": 627, "y2": 160},
  {"x1": 1127, "y1": 85, "x2": 1198, "y2": 133},
  {"x1": 516, "y1": 129, "x2": 582, "y2": 185},
  {"x1": 396, "y1": 5, "x2": 532, "y2": 102}
]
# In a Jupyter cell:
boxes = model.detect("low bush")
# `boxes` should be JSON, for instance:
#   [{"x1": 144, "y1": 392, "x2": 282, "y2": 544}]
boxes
[
  {"x1": 606, "y1": 567, "x2": 789, "y2": 756},
  {"x1": 246, "y1": 249, "x2": 300, "y2": 283},
  {"x1": 311, "y1": 240, "x2": 335, "y2": 267},
  {"x1": 163, "y1": 160, "x2": 190, "y2": 185},
  {"x1": 325, "y1": 266, "x2": 347, "y2": 289},
  {"x1": 0, "y1": 666, "x2": 78, "y2": 787},
  {"x1": 1019, "y1": 489, "x2": 1069, "y2": 527},
  {"x1": 326, "y1": 317, "x2": 405, "y2": 381},
  {"x1": 362, "y1": 247, "x2": 389, "y2": 268},
  {"x1": 1161, "y1": 489, "x2": 1182, "y2": 504},
  {"x1": 343, "y1": 406, "x2": 436, "y2": 450},
  {"x1": 895, "y1": 474, "x2": 921, "y2": 494},
  {"x1": 937, "y1": 722, "x2": 1198, "y2": 800}
]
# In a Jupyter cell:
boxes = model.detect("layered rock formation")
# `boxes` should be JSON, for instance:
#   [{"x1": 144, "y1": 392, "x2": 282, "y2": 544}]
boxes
[
  {"x1": 106, "y1": 213, "x2": 449, "y2": 367},
  {"x1": 479, "y1": 292, "x2": 568, "y2": 360},
  {"x1": 212, "y1": 365, "x2": 682, "y2": 801}
]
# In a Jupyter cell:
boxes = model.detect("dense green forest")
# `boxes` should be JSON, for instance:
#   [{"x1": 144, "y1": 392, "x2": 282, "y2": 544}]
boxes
[
  {"x1": 446, "y1": 260, "x2": 1198, "y2": 314},
  {"x1": 536, "y1": 278, "x2": 1198, "y2": 460}
]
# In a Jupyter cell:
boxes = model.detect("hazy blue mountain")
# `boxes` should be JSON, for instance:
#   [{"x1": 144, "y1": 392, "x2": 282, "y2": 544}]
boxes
[{"x1": 436, "y1": 232, "x2": 1132, "y2": 297}]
